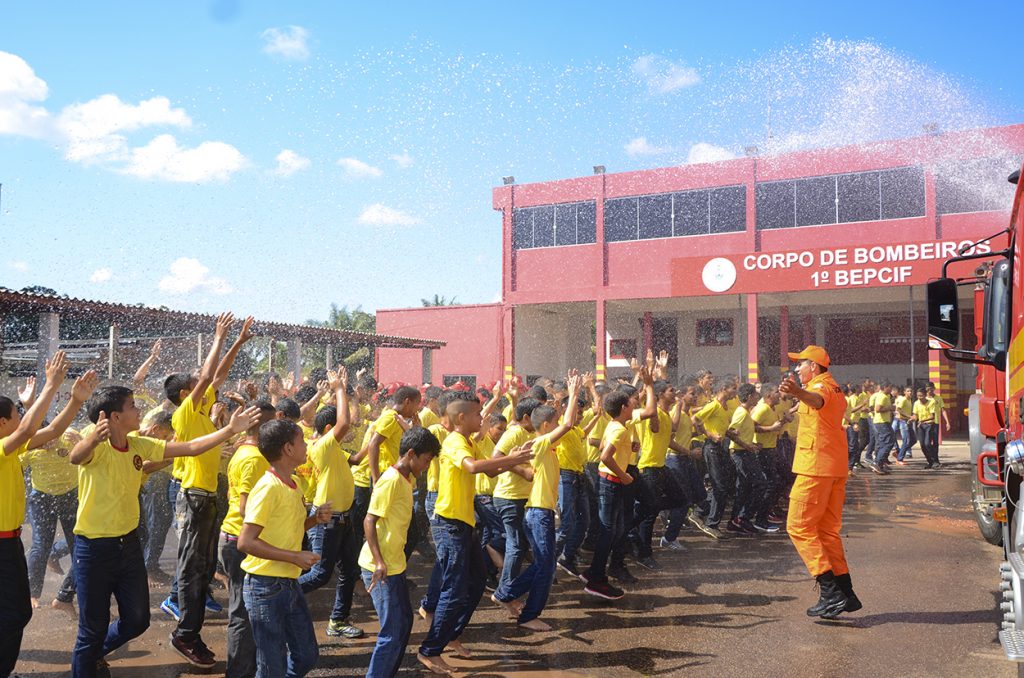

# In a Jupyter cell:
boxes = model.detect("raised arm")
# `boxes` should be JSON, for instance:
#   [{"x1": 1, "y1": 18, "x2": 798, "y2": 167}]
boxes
[
  {"x1": 189, "y1": 312, "x2": 234, "y2": 406},
  {"x1": 299, "y1": 380, "x2": 330, "y2": 425},
  {"x1": 213, "y1": 316, "x2": 256, "y2": 392},
  {"x1": 132, "y1": 339, "x2": 162, "y2": 389},
  {"x1": 544, "y1": 373, "x2": 583, "y2": 446},
  {"x1": 6, "y1": 351, "x2": 69, "y2": 453},
  {"x1": 164, "y1": 406, "x2": 260, "y2": 459},
  {"x1": 472, "y1": 383, "x2": 504, "y2": 441},
  {"x1": 329, "y1": 368, "x2": 352, "y2": 443},
  {"x1": 637, "y1": 367, "x2": 657, "y2": 424},
  {"x1": 29, "y1": 370, "x2": 98, "y2": 448}
]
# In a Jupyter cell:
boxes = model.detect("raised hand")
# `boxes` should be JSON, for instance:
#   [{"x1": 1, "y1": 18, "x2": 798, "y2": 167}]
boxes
[
  {"x1": 45, "y1": 350, "x2": 70, "y2": 386},
  {"x1": 645, "y1": 348, "x2": 655, "y2": 373},
  {"x1": 629, "y1": 357, "x2": 641, "y2": 374},
  {"x1": 282, "y1": 372, "x2": 295, "y2": 394},
  {"x1": 228, "y1": 405, "x2": 263, "y2": 434},
  {"x1": 638, "y1": 365, "x2": 654, "y2": 386},
  {"x1": 214, "y1": 312, "x2": 235, "y2": 339},
  {"x1": 507, "y1": 379, "x2": 519, "y2": 399},
  {"x1": 17, "y1": 376, "x2": 36, "y2": 407},
  {"x1": 566, "y1": 372, "x2": 583, "y2": 397},
  {"x1": 71, "y1": 370, "x2": 99, "y2": 402},
  {"x1": 240, "y1": 379, "x2": 258, "y2": 401},
  {"x1": 149, "y1": 339, "x2": 163, "y2": 360},
  {"x1": 90, "y1": 412, "x2": 110, "y2": 444},
  {"x1": 237, "y1": 316, "x2": 256, "y2": 345}
]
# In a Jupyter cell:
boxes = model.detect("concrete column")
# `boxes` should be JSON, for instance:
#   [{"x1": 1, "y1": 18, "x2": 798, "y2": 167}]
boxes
[
  {"x1": 287, "y1": 338, "x2": 302, "y2": 382},
  {"x1": 107, "y1": 324, "x2": 120, "y2": 379},
  {"x1": 642, "y1": 312, "x2": 653, "y2": 359},
  {"x1": 325, "y1": 344, "x2": 334, "y2": 370},
  {"x1": 196, "y1": 333, "x2": 203, "y2": 368},
  {"x1": 503, "y1": 305, "x2": 516, "y2": 386},
  {"x1": 36, "y1": 312, "x2": 60, "y2": 386},
  {"x1": 422, "y1": 348, "x2": 433, "y2": 384},
  {"x1": 595, "y1": 299, "x2": 607, "y2": 382},
  {"x1": 746, "y1": 294, "x2": 759, "y2": 384}
]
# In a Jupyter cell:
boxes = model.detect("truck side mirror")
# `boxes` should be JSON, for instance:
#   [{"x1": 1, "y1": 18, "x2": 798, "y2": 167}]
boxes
[{"x1": 926, "y1": 278, "x2": 960, "y2": 350}]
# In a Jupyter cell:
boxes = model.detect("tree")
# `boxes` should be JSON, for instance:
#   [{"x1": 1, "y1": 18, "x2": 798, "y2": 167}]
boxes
[{"x1": 421, "y1": 294, "x2": 459, "y2": 307}]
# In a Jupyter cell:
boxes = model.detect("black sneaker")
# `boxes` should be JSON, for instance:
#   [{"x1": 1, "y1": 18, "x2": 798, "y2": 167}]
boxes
[
  {"x1": 725, "y1": 519, "x2": 745, "y2": 534},
  {"x1": 578, "y1": 569, "x2": 592, "y2": 585},
  {"x1": 170, "y1": 635, "x2": 216, "y2": 669},
  {"x1": 739, "y1": 519, "x2": 759, "y2": 535},
  {"x1": 609, "y1": 565, "x2": 638, "y2": 584},
  {"x1": 584, "y1": 580, "x2": 625, "y2": 600},
  {"x1": 637, "y1": 555, "x2": 660, "y2": 571},
  {"x1": 557, "y1": 557, "x2": 581, "y2": 579},
  {"x1": 932, "y1": 462, "x2": 942, "y2": 470},
  {"x1": 752, "y1": 521, "x2": 781, "y2": 534},
  {"x1": 485, "y1": 573, "x2": 499, "y2": 591}
]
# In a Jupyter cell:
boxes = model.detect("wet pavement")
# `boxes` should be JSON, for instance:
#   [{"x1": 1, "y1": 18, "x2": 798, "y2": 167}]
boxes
[{"x1": 14, "y1": 441, "x2": 1016, "y2": 677}]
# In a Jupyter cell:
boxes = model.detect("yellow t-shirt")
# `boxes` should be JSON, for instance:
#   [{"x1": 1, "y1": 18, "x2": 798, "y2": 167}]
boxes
[
  {"x1": 21, "y1": 442, "x2": 78, "y2": 496},
  {"x1": 587, "y1": 412, "x2": 610, "y2": 463},
  {"x1": 0, "y1": 437, "x2": 29, "y2": 531},
  {"x1": 637, "y1": 408, "x2": 672, "y2": 469},
  {"x1": 474, "y1": 435, "x2": 498, "y2": 496},
  {"x1": 293, "y1": 460, "x2": 317, "y2": 504},
  {"x1": 931, "y1": 394, "x2": 946, "y2": 413},
  {"x1": 855, "y1": 392, "x2": 870, "y2": 421},
  {"x1": 777, "y1": 400, "x2": 799, "y2": 437},
  {"x1": 598, "y1": 421, "x2": 632, "y2": 475},
  {"x1": 75, "y1": 436, "x2": 166, "y2": 538},
  {"x1": 527, "y1": 436, "x2": 558, "y2": 510},
  {"x1": 358, "y1": 465, "x2": 414, "y2": 576},
  {"x1": 427, "y1": 423, "x2": 448, "y2": 492},
  {"x1": 307, "y1": 434, "x2": 354, "y2": 512},
  {"x1": 871, "y1": 392, "x2": 893, "y2": 424},
  {"x1": 371, "y1": 408, "x2": 404, "y2": 474},
  {"x1": 672, "y1": 409, "x2": 693, "y2": 452},
  {"x1": 419, "y1": 407, "x2": 440, "y2": 430},
  {"x1": 501, "y1": 402, "x2": 515, "y2": 422},
  {"x1": 728, "y1": 405, "x2": 755, "y2": 451},
  {"x1": 751, "y1": 401, "x2": 780, "y2": 449},
  {"x1": 172, "y1": 385, "x2": 221, "y2": 492},
  {"x1": 241, "y1": 470, "x2": 307, "y2": 579},
  {"x1": 726, "y1": 396, "x2": 740, "y2": 414},
  {"x1": 221, "y1": 443, "x2": 270, "y2": 537},
  {"x1": 434, "y1": 431, "x2": 477, "y2": 526},
  {"x1": 352, "y1": 424, "x2": 377, "y2": 488},
  {"x1": 894, "y1": 395, "x2": 913, "y2": 420},
  {"x1": 914, "y1": 399, "x2": 935, "y2": 424},
  {"x1": 555, "y1": 426, "x2": 587, "y2": 473},
  {"x1": 493, "y1": 425, "x2": 535, "y2": 500},
  {"x1": 694, "y1": 399, "x2": 730, "y2": 439}
]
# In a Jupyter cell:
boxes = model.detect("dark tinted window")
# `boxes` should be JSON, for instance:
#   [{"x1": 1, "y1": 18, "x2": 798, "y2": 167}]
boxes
[
  {"x1": 532, "y1": 205, "x2": 555, "y2": 247},
  {"x1": 794, "y1": 176, "x2": 836, "y2": 227},
  {"x1": 512, "y1": 208, "x2": 533, "y2": 249},
  {"x1": 710, "y1": 186, "x2": 746, "y2": 233},
  {"x1": 577, "y1": 201, "x2": 596, "y2": 243},
  {"x1": 554, "y1": 204, "x2": 576, "y2": 246},
  {"x1": 837, "y1": 171, "x2": 880, "y2": 222},
  {"x1": 880, "y1": 166, "x2": 925, "y2": 219},
  {"x1": 604, "y1": 197, "x2": 638, "y2": 241},
  {"x1": 639, "y1": 194, "x2": 672, "y2": 239},
  {"x1": 674, "y1": 190, "x2": 708, "y2": 236},
  {"x1": 936, "y1": 158, "x2": 1020, "y2": 215},
  {"x1": 756, "y1": 181, "x2": 795, "y2": 230}
]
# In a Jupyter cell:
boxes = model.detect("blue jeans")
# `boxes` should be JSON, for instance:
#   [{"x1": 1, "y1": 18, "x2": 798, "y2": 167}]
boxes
[
  {"x1": 166, "y1": 478, "x2": 181, "y2": 603},
  {"x1": 361, "y1": 569, "x2": 412, "y2": 678},
  {"x1": 72, "y1": 532, "x2": 150, "y2": 677},
  {"x1": 219, "y1": 534, "x2": 256, "y2": 678},
  {"x1": 583, "y1": 462, "x2": 601, "y2": 546},
  {"x1": 585, "y1": 476, "x2": 626, "y2": 583},
  {"x1": 141, "y1": 472, "x2": 173, "y2": 571},
  {"x1": 873, "y1": 422, "x2": 896, "y2": 466},
  {"x1": 493, "y1": 497, "x2": 528, "y2": 598},
  {"x1": 243, "y1": 575, "x2": 318, "y2": 678},
  {"x1": 425, "y1": 490, "x2": 438, "y2": 524},
  {"x1": 419, "y1": 490, "x2": 444, "y2": 615},
  {"x1": 27, "y1": 487, "x2": 77, "y2": 601},
  {"x1": 173, "y1": 489, "x2": 218, "y2": 643},
  {"x1": 555, "y1": 470, "x2": 589, "y2": 563},
  {"x1": 664, "y1": 453, "x2": 703, "y2": 542},
  {"x1": 418, "y1": 517, "x2": 485, "y2": 657},
  {"x1": 893, "y1": 419, "x2": 916, "y2": 460},
  {"x1": 703, "y1": 440, "x2": 734, "y2": 527},
  {"x1": 496, "y1": 508, "x2": 556, "y2": 623},
  {"x1": 299, "y1": 511, "x2": 359, "y2": 622}
]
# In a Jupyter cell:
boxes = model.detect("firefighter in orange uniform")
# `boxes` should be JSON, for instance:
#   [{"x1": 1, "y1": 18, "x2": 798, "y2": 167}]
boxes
[{"x1": 780, "y1": 346, "x2": 862, "y2": 619}]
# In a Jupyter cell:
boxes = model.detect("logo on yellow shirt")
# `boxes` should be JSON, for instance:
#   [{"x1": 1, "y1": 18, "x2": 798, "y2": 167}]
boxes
[{"x1": 133, "y1": 455, "x2": 143, "y2": 470}]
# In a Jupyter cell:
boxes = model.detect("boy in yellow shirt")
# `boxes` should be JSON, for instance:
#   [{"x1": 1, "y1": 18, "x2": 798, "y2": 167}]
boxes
[
  {"x1": 867, "y1": 383, "x2": 896, "y2": 474},
  {"x1": 0, "y1": 351, "x2": 71, "y2": 676},
  {"x1": 692, "y1": 380, "x2": 738, "y2": 537},
  {"x1": 664, "y1": 383, "x2": 711, "y2": 544},
  {"x1": 725, "y1": 383, "x2": 770, "y2": 535},
  {"x1": 751, "y1": 384, "x2": 787, "y2": 526},
  {"x1": 493, "y1": 375, "x2": 583, "y2": 631},
  {"x1": 554, "y1": 386, "x2": 600, "y2": 578},
  {"x1": 582, "y1": 381, "x2": 610, "y2": 551},
  {"x1": 69, "y1": 385, "x2": 258, "y2": 677},
  {"x1": 418, "y1": 393, "x2": 533, "y2": 674},
  {"x1": 360, "y1": 427, "x2": 440, "y2": 678},
  {"x1": 914, "y1": 387, "x2": 941, "y2": 469},
  {"x1": 893, "y1": 385, "x2": 916, "y2": 463},
  {"x1": 238, "y1": 419, "x2": 333, "y2": 678}
]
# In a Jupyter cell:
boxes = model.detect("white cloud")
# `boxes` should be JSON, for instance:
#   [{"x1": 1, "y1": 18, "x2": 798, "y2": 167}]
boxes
[
  {"x1": 390, "y1": 152, "x2": 414, "y2": 168},
  {"x1": 632, "y1": 54, "x2": 700, "y2": 94},
  {"x1": 274, "y1": 149, "x2": 310, "y2": 177},
  {"x1": 261, "y1": 26, "x2": 311, "y2": 61},
  {"x1": 625, "y1": 136, "x2": 670, "y2": 157},
  {"x1": 685, "y1": 142, "x2": 735, "y2": 164},
  {"x1": 121, "y1": 134, "x2": 246, "y2": 183},
  {"x1": 357, "y1": 203, "x2": 420, "y2": 227},
  {"x1": 9, "y1": 260, "x2": 28, "y2": 272},
  {"x1": 57, "y1": 94, "x2": 191, "y2": 163},
  {"x1": 158, "y1": 257, "x2": 233, "y2": 295},
  {"x1": 0, "y1": 51, "x2": 53, "y2": 138},
  {"x1": 89, "y1": 268, "x2": 113, "y2": 283},
  {"x1": 337, "y1": 157, "x2": 383, "y2": 178}
]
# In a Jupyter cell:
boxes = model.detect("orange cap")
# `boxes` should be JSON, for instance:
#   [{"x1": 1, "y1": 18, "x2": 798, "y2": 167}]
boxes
[{"x1": 787, "y1": 345, "x2": 831, "y2": 368}]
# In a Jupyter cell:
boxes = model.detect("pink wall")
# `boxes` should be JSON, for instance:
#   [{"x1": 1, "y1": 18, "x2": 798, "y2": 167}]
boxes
[{"x1": 376, "y1": 303, "x2": 504, "y2": 386}]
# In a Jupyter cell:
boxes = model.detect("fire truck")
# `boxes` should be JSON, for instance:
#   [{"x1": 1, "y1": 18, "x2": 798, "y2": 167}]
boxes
[{"x1": 927, "y1": 167, "x2": 1024, "y2": 669}]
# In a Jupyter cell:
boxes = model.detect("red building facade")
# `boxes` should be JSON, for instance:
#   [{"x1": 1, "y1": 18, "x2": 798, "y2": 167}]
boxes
[{"x1": 378, "y1": 124, "x2": 1024, "y2": 415}]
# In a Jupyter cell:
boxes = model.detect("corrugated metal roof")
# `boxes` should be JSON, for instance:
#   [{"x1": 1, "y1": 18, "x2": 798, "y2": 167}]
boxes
[{"x1": 0, "y1": 288, "x2": 445, "y2": 349}]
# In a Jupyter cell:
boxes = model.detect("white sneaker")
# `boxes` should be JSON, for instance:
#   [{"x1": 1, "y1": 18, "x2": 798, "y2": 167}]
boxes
[{"x1": 659, "y1": 537, "x2": 684, "y2": 551}]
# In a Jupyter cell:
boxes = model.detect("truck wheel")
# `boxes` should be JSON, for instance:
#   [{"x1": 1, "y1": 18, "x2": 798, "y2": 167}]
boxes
[{"x1": 975, "y1": 478, "x2": 1003, "y2": 546}]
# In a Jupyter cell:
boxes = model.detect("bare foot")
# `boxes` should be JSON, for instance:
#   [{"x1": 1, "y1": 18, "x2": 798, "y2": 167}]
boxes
[
  {"x1": 519, "y1": 618, "x2": 552, "y2": 631},
  {"x1": 490, "y1": 593, "x2": 521, "y2": 619},
  {"x1": 30, "y1": 598, "x2": 40, "y2": 609},
  {"x1": 448, "y1": 639, "x2": 473, "y2": 659},
  {"x1": 51, "y1": 598, "x2": 76, "y2": 616},
  {"x1": 417, "y1": 652, "x2": 456, "y2": 675},
  {"x1": 418, "y1": 606, "x2": 434, "y2": 625}
]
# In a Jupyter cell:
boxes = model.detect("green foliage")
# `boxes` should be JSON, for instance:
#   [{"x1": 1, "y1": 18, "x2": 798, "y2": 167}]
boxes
[{"x1": 421, "y1": 294, "x2": 459, "y2": 307}]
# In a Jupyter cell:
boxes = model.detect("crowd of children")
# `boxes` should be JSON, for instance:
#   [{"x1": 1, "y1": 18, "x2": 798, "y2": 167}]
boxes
[{"x1": 0, "y1": 316, "x2": 950, "y2": 677}]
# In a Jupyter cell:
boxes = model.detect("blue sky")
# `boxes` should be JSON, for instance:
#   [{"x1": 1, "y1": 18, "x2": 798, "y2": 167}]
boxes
[{"x1": 2, "y1": 1, "x2": 1022, "y2": 324}]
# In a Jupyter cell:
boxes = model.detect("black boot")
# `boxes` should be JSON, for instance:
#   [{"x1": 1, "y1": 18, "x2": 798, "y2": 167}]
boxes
[
  {"x1": 806, "y1": 570, "x2": 848, "y2": 618},
  {"x1": 835, "y1": 572, "x2": 863, "y2": 613}
]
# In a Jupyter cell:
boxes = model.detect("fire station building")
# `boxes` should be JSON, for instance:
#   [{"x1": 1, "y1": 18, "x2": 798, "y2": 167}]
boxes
[{"x1": 377, "y1": 124, "x2": 1024, "y2": 427}]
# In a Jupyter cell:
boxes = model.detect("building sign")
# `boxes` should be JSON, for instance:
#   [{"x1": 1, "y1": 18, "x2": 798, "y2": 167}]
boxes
[{"x1": 675, "y1": 240, "x2": 991, "y2": 296}]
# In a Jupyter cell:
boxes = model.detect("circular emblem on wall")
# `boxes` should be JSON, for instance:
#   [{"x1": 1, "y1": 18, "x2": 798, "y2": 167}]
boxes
[
  {"x1": 702, "y1": 257, "x2": 737, "y2": 293},
  {"x1": 133, "y1": 454, "x2": 143, "y2": 470}
]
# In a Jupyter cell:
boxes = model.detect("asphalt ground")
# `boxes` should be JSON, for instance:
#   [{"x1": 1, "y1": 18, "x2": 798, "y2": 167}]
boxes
[{"x1": 12, "y1": 440, "x2": 1016, "y2": 677}]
